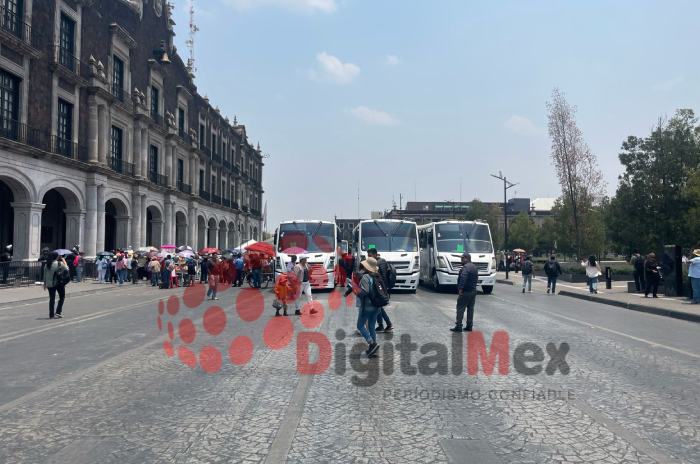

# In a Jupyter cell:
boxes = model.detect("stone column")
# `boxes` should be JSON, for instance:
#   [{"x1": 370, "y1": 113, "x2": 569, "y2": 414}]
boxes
[
  {"x1": 10, "y1": 202, "x2": 44, "y2": 261},
  {"x1": 85, "y1": 184, "x2": 98, "y2": 258},
  {"x1": 65, "y1": 211, "x2": 85, "y2": 251},
  {"x1": 133, "y1": 127, "x2": 142, "y2": 178},
  {"x1": 188, "y1": 205, "x2": 196, "y2": 248},
  {"x1": 170, "y1": 142, "x2": 178, "y2": 188},
  {"x1": 165, "y1": 143, "x2": 173, "y2": 188},
  {"x1": 141, "y1": 127, "x2": 148, "y2": 178},
  {"x1": 170, "y1": 202, "x2": 176, "y2": 245},
  {"x1": 140, "y1": 194, "x2": 147, "y2": 246},
  {"x1": 163, "y1": 200, "x2": 172, "y2": 244},
  {"x1": 98, "y1": 105, "x2": 108, "y2": 164},
  {"x1": 87, "y1": 95, "x2": 98, "y2": 163},
  {"x1": 131, "y1": 193, "x2": 142, "y2": 247},
  {"x1": 96, "y1": 185, "x2": 105, "y2": 253}
]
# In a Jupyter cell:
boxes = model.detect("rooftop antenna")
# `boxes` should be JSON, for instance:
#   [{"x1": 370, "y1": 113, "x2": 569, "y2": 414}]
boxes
[
  {"x1": 357, "y1": 184, "x2": 360, "y2": 218},
  {"x1": 186, "y1": 0, "x2": 199, "y2": 76}
]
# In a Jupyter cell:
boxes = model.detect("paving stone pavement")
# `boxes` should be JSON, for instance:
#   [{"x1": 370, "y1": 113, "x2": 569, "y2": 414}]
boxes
[{"x1": 0, "y1": 282, "x2": 697, "y2": 463}]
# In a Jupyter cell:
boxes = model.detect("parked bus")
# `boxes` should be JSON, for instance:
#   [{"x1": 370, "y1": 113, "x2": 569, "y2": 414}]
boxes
[
  {"x1": 418, "y1": 220, "x2": 496, "y2": 294},
  {"x1": 353, "y1": 219, "x2": 420, "y2": 292},
  {"x1": 273, "y1": 220, "x2": 339, "y2": 289}
]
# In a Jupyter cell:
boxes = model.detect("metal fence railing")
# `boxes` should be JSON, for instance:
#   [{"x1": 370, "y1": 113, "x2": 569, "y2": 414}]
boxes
[{"x1": 0, "y1": 260, "x2": 101, "y2": 289}]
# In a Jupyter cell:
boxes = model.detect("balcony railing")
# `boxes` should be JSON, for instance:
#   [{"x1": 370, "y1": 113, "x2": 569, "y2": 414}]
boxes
[
  {"x1": 52, "y1": 45, "x2": 89, "y2": 78},
  {"x1": 223, "y1": 159, "x2": 231, "y2": 170},
  {"x1": 0, "y1": 7, "x2": 37, "y2": 48},
  {"x1": 50, "y1": 136, "x2": 78, "y2": 159},
  {"x1": 150, "y1": 111, "x2": 163, "y2": 126},
  {"x1": 178, "y1": 128, "x2": 188, "y2": 141},
  {"x1": 0, "y1": 117, "x2": 50, "y2": 151},
  {"x1": 148, "y1": 170, "x2": 168, "y2": 187},
  {"x1": 250, "y1": 209, "x2": 260, "y2": 217},
  {"x1": 110, "y1": 157, "x2": 134, "y2": 176},
  {"x1": 212, "y1": 153, "x2": 221, "y2": 164},
  {"x1": 211, "y1": 193, "x2": 222, "y2": 205},
  {"x1": 232, "y1": 165, "x2": 240, "y2": 175},
  {"x1": 201, "y1": 145, "x2": 211, "y2": 157},
  {"x1": 222, "y1": 198, "x2": 231, "y2": 208},
  {"x1": 199, "y1": 190, "x2": 210, "y2": 201},
  {"x1": 242, "y1": 205, "x2": 249, "y2": 213},
  {"x1": 231, "y1": 201, "x2": 239, "y2": 210},
  {"x1": 111, "y1": 84, "x2": 131, "y2": 103},
  {"x1": 177, "y1": 181, "x2": 192, "y2": 195}
]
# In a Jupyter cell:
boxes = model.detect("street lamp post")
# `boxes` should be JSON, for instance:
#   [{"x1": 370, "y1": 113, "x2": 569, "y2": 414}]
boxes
[{"x1": 491, "y1": 172, "x2": 518, "y2": 280}]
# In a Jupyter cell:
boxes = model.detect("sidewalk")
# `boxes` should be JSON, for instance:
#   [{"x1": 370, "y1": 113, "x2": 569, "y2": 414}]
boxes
[
  {"x1": 496, "y1": 272, "x2": 700, "y2": 323},
  {"x1": 0, "y1": 280, "x2": 133, "y2": 306}
]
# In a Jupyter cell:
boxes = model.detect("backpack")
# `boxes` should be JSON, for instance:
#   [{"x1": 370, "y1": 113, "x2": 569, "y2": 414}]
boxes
[
  {"x1": 54, "y1": 266, "x2": 71, "y2": 287},
  {"x1": 367, "y1": 275, "x2": 390, "y2": 307},
  {"x1": 385, "y1": 263, "x2": 397, "y2": 289},
  {"x1": 522, "y1": 260, "x2": 533, "y2": 275}
]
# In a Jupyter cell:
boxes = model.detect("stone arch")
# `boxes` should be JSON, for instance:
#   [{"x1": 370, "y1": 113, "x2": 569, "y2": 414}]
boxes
[
  {"x1": 146, "y1": 204, "x2": 163, "y2": 247},
  {"x1": 0, "y1": 165, "x2": 36, "y2": 203},
  {"x1": 207, "y1": 217, "x2": 217, "y2": 248},
  {"x1": 175, "y1": 211, "x2": 188, "y2": 246},
  {"x1": 40, "y1": 186, "x2": 84, "y2": 251},
  {"x1": 218, "y1": 219, "x2": 227, "y2": 250},
  {"x1": 0, "y1": 168, "x2": 38, "y2": 260},
  {"x1": 38, "y1": 179, "x2": 84, "y2": 212},
  {"x1": 197, "y1": 215, "x2": 206, "y2": 250},
  {"x1": 105, "y1": 196, "x2": 130, "y2": 250}
]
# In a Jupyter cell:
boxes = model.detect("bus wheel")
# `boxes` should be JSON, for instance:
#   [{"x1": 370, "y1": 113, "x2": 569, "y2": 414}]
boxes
[
  {"x1": 481, "y1": 285, "x2": 493, "y2": 295},
  {"x1": 431, "y1": 274, "x2": 441, "y2": 291}
]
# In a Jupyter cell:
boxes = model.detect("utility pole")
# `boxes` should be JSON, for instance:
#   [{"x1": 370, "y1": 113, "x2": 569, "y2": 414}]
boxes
[
  {"x1": 491, "y1": 171, "x2": 518, "y2": 280},
  {"x1": 399, "y1": 193, "x2": 403, "y2": 210}
]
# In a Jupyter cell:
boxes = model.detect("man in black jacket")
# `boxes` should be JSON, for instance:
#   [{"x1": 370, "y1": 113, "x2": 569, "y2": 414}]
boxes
[
  {"x1": 452, "y1": 252, "x2": 478, "y2": 332},
  {"x1": 543, "y1": 255, "x2": 562, "y2": 294},
  {"x1": 367, "y1": 248, "x2": 393, "y2": 333}
]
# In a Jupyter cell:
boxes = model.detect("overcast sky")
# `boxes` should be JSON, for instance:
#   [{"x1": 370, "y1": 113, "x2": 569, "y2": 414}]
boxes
[{"x1": 171, "y1": 0, "x2": 698, "y2": 230}]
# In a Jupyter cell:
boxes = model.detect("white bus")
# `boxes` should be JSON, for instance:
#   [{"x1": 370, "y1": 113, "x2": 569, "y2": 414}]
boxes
[
  {"x1": 418, "y1": 220, "x2": 496, "y2": 294},
  {"x1": 353, "y1": 219, "x2": 420, "y2": 292},
  {"x1": 273, "y1": 220, "x2": 339, "y2": 289}
]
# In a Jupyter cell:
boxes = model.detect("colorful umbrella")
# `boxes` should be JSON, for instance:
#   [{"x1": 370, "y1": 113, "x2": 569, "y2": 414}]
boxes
[
  {"x1": 137, "y1": 246, "x2": 158, "y2": 253},
  {"x1": 246, "y1": 241, "x2": 276, "y2": 256},
  {"x1": 198, "y1": 247, "x2": 220, "y2": 255},
  {"x1": 178, "y1": 245, "x2": 193, "y2": 252},
  {"x1": 512, "y1": 248, "x2": 526, "y2": 254},
  {"x1": 177, "y1": 250, "x2": 195, "y2": 258},
  {"x1": 53, "y1": 249, "x2": 73, "y2": 256},
  {"x1": 282, "y1": 246, "x2": 307, "y2": 255}
]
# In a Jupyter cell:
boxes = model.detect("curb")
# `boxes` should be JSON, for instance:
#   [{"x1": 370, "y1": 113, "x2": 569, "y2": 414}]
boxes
[
  {"x1": 496, "y1": 279, "x2": 514, "y2": 286},
  {"x1": 558, "y1": 290, "x2": 700, "y2": 323},
  {"x1": 0, "y1": 284, "x2": 133, "y2": 308}
]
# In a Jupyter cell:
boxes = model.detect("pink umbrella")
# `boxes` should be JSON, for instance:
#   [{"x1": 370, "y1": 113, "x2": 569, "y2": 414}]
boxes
[{"x1": 161, "y1": 244, "x2": 176, "y2": 249}]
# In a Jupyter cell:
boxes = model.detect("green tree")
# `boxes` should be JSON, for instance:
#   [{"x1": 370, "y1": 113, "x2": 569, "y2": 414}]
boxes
[
  {"x1": 606, "y1": 109, "x2": 700, "y2": 253},
  {"x1": 508, "y1": 213, "x2": 538, "y2": 252},
  {"x1": 551, "y1": 197, "x2": 606, "y2": 258},
  {"x1": 535, "y1": 217, "x2": 558, "y2": 256}
]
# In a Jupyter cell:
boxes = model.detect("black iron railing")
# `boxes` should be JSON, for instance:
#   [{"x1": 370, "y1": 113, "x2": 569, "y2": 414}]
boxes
[
  {"x1": 223, "y1": 159, "x2": 231, "y2": 170},
  {"x1": 0, "y1": 117, "x2": 50, "y2": 151},
  {"x1": 150, "y1": 111, "x2": 163, "y2": 126},
  {"x1": 231, "y1": 201, "x2": 239, "y2": 210},
  {"x1": 111, "y1": 84, "x2": 131, "y2": 103},
  {"x1": 199, "y1": 190, "x2": 210, "y2": 201},
  {"x1": 149, "y1": 170, "x2": 168, "y2": 187},
  {"x1": 0, "y1": 261, "x2": 43, "y2": 288},
  {"x1": 0, "y1": 7, "x2": 36, "y2": 48},
  {"x1": 51, "y1": 136, "x2": 78, "y2": 159},
  {"x1": 211, "y1": 193, "x2": 222, "y2": 205},
  {"x1": 222, "y1": 198, "x2": 231, "y2": 208},
  {"x1": 212, "y1": 153, "x2": 221, "y2": 164},
  {"x1": 232, "y1": 165, "x2": 240, "y2": 174},
  {"x1": 110, "y1": 157, "x2": 134, "y2": 176},
  {"x1": 177, "y1": 181, "x2": 191, "y2": 194},
  {"x1": 178, "y1": 128, "x2": 188, "y2": 141},
  {"x1": 202, "y1": 145, "x2": 211, "y2": 157},
  {"x1": 52, "y1": 45, "x2": 88, "y2": 77}
]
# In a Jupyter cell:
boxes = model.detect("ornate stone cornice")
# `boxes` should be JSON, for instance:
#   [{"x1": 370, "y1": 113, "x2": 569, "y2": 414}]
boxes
[{"x1": 110, "y1": 23, "x2": 137, "y2": 49}]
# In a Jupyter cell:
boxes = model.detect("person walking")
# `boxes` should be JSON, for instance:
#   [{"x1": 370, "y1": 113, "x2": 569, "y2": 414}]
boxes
[
  {"x1": 74, "y1": 252, "x2": 84, "y2": 283},
  {"x1": 630, "y1": 251, "x2": 645, "y2": 293},
  {"x1": 207, "y1": 256, "x2": 220, "y2": 300},
  {"x1": 43, "y1": 252, "x2": 68, "y2": 319},
  {"x1": 543, "y1": 255, "x2": 562, "y2": 294},
  {"x1": 149, "y1": 257, "x2": 161, "y2": 287},
  {"x1": 250, "y1": 252, "x2": 263, "y2": 288},
  {"x1": 286, "y1": 255, "x2": 297, "y2": 273},
  {"x1": 293, "y1": 255, "x2": 317, "y2": 315},
  {"x1": 367, "y1": 248, "x2": 393, "y2": 333},
  {"x1": 0, "y1": 244, "x2": 12, "y2": 284},
  {"x1": 116, "y1": 253, "x2": 127, "y2": 285},
  {"x1": 644, "y1": 252, "x2": 660, "y2": 298},
  {"x1": 187, "y1": 258, "x2": 197, "y2": 286},
  {"x1": 354, "y1": 257, "x2": 381, "y2": 357},
  {"x1": 582, "y1": 255, "x2": 602, "y2": 294},
  {"x1": 97, "y1": 256, "x2": 107, "y2": 283},
  {"x1": 161, "y1": 256, "x2": 172, "y2": 289},
  {"x1": 234, "y1": 254, "x2": 244, "y2": 287},
  {"x1": 521, "y1": 255, "x2": 534, "y2": 293},
  {"x1": 200, "y1": 255, "x2": 209, "y2": 284},
  {"x1": 451, "y1": 252, "x2": 478, "y2": 332},
  {"x1": 131, "y1": 254, "x2": 139, "y2": 284},
  {"x1": 685, "y1": 249, "x2": 700, "y2": 304}
]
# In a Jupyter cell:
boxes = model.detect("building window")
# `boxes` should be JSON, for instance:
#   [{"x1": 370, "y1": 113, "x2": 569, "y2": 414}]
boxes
[
  {"x1": 149, "y1": 145, "x2": 158, "y2": 177},
  {"x1": 222, "y1": 141, "x2": 227, "y2": 161},
  {"x1": 56, "y1": 99, "x2": 73, "y2": 156},
  {"x1": 221, "y1": 180, "x2": 225, "y2": 197},
  {"x1": 199, "y1": 123, "x2": 205, "y2": 147},
  {"x1": 150, "y1": 86, "x2": 159, "y2": 117},
  {"x1": 199, "y1": 169, "x2": 205, "y2": 192},
  {"x1": 211, "y1": 175, "x2": 216, "y2": 194},
  {"x1": 112, "y1": 56, "x2": 124, "y2": 101},
  {"x1": 0, "y1": 69, "x2": 20, "y2": 140},
  {"x1": 110, "y1": 126, "x2": 123, "y2": 172},
  {"x1": 177, "y1": 158, "x2": 184, "y2": 184},
  {"x1": 59, "y1": 13, "x2": 76, "y2": 71},
  {"x1": 177, "y1": 107, "x2": 185, "y2": 135},
  {"x1": 2, "y1": 0, "x2": 24, "y2": 38},
  {"x1": 212, "y1": 134, "x2": 217, "y2": 156}
]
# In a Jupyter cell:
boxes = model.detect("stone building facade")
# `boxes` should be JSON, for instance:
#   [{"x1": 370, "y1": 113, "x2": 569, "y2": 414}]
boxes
[{"x1": 0, "y1": 0, "x2": 264, "y2": 260}]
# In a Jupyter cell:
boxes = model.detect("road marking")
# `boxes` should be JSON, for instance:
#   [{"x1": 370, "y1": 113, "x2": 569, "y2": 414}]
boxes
[
  {"x1": 490, "y1": 294, "x2": 700, "y2": 360},
  {"x1": 0, "y1": 285, "x2": 160, "y2": 310},
  {"x1": 0, "y1": 294, "x2": 167, "y2": 344}
]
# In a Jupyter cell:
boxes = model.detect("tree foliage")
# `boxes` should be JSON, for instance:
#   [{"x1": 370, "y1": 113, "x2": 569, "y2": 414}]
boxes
[
  {"x1": 508, "y1": 213, "x2": 538, "y2": 252},
  {"x1": 547, "y1": 88, "x2": 605, "y2": 256},
  {"x1": 606, "y1": 109, "x2": 700, "y2": 253}
]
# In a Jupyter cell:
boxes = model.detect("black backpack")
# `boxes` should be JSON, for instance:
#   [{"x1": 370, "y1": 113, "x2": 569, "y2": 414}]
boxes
[
  {"x1": 367, "y1": 275, "x2": 390, "y2": 307},
  {"x1": 54, "y1": 266, "x2": 71, "y2": 287},
  {"x1": 522, "y1": 260, "x2": 533, "y2": 275},
  {"x1": 385, "y1": 263, "x2": 397, "y2": 289}
]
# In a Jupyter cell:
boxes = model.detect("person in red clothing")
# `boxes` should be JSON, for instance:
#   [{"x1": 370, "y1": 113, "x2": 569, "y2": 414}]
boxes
[{"x1": 249, "y1": 252, "x2": 263, "y2": 288}]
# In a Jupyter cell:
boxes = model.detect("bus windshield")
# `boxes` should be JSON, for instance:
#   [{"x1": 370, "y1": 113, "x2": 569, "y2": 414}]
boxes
[
  {"x1": 361, "y1": 222, "x2": 418, "y2": 252},
  {"x1": 278, "y1": 223, "x2": 335, "y2": 253},
  {"x1": 435, "y1": 223, "x2": 493, "y2": 253}
]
